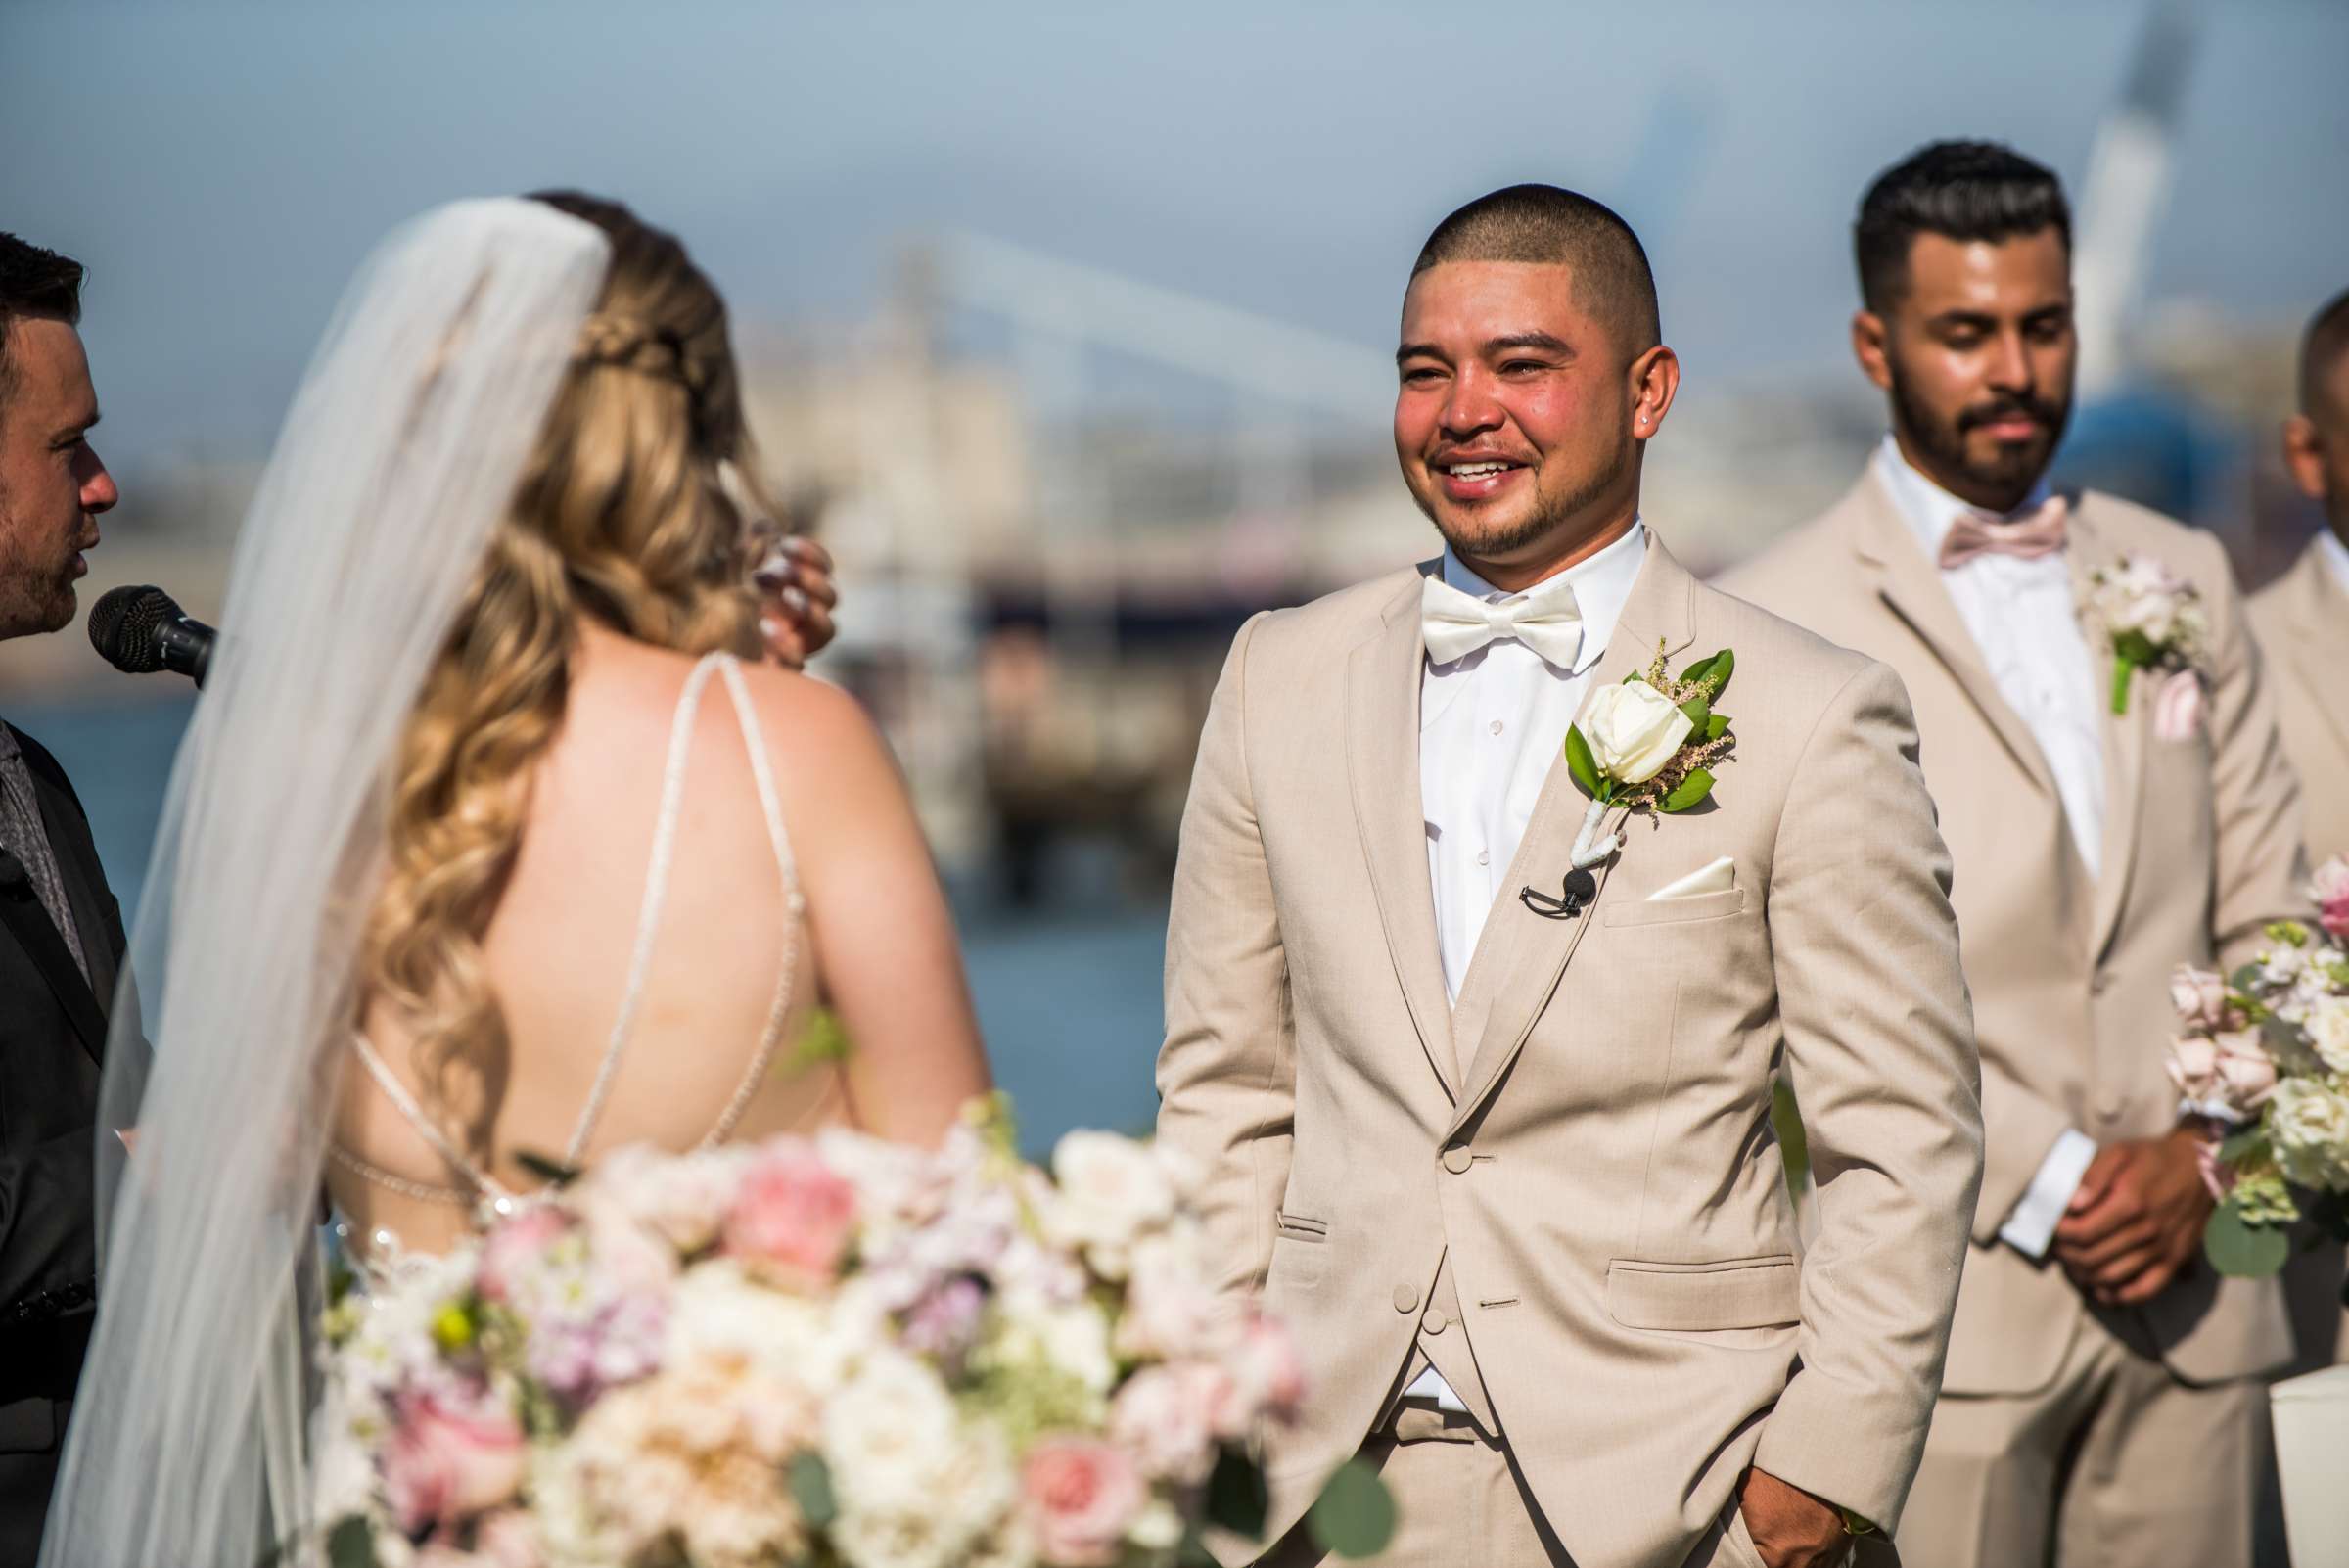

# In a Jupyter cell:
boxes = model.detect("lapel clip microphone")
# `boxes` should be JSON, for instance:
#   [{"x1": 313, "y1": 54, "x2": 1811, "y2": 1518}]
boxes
[{"x1": 1520, "y1": 867, "x2": 1598, "y2": 920}]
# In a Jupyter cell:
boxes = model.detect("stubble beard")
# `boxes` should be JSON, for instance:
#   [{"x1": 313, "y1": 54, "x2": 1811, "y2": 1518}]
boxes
[
  {"x1": 0, "y1": 495, "x2": 77, "y2": 641},
  {"x1": 1419, "y1": 446, "x2": 1630, "y2": 568}
]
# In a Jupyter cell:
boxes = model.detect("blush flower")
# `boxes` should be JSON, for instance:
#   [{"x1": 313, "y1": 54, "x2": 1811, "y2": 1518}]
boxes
[
  {"x1": 723, "y1": 1144, "x2": 858, "y2": 1289},
  {"x1": 382, "y1": 1385, "x2": 529, "y2": 1535},
  {"x1": 1021, "y1": 1437, "x2": 1145, "y2": 1567}
]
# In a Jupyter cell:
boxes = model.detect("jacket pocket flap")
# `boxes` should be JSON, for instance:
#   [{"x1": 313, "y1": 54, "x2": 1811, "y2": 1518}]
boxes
[
  {"x1": 1601, "y1": 888, "x2": 1748, "y2": 929},
  {"x1": 1274, "y1": 1211, "x2": 1328, "y2": 1242},
  {"x1": 1606, "y1": 1256, "x2": 1799, "y2": 1330}
]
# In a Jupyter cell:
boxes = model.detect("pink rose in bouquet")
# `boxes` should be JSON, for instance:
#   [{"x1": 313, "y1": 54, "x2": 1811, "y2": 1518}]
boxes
[
  {"x1": 1022, "y1": 1437, "x2": 1146, "y2": 1567},
  {"x1": 722, "y1": 1144, "x2": 858, "y2": 1288},
  {"x1": 2313, "y1": 855, "x2": 2349, "y2": 942},
  {"x1": 2169, "y1": 965, "x2": 2235, "y2": 1034},
  {"x1": 383, "y1": 1385, "x2": 529, "y2": 1535}
]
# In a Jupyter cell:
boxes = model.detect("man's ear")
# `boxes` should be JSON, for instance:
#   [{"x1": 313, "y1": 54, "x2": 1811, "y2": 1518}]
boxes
[
  {"x1": 2281, "y1": 414, "x2": 2326, "y2": 503},
  {"x1": 1852, "y1": 309, "x2": 1894, "y2": 393},
  {"x1": 1629, "y1": 344, "x2": 1681, "y2": 442}
]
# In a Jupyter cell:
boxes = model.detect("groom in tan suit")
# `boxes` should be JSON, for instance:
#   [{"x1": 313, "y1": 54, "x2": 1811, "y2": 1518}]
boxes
[
  {"x1": 1722, "y1": 143, "x2": 2311, "y2": 1568},
  {"x1": 1158, "y1": 185, "x2": 1984, "y2": 1568}
]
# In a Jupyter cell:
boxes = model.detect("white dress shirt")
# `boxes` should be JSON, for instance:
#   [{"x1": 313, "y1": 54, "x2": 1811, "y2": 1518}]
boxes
[
  {"x1": 1876, "y1": 438, "x2": 2100, "y2": 1257},
  {"x1": 2318, "y1": 527, "x2": 2349, "y2": 600},
  {"x1": 1421, "y1": 521, "x2": 1648, "y2": 1001},
  {"x1": 1403, "y1": 522, "x2": 1646, "y2": 1412}
]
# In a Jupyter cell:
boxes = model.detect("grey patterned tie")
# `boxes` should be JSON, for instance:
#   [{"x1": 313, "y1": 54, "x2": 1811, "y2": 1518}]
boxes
[{"x1": 0, "y1": 721, "x2": 92, "y2": 986}]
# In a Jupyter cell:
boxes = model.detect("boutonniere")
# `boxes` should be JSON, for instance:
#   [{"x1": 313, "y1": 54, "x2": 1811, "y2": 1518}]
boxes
[
  {"x1": 1561, "y1": 644, "x2": 1737, "y2": 867},
  {"x1": 2083, "y1": 555, "x2": 2208, "y2": 729}
]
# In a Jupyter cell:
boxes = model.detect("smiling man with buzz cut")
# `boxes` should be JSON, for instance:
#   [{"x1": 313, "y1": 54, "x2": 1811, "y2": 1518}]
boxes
[{"x1": 1156, "y1": 183, "x2": 1983, "y2": 1568}]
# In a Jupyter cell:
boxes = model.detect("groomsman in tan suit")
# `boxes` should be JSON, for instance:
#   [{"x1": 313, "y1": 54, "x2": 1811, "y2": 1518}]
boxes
[
  {"x1": 2255, "y1": 288, "x2": 2349, "y2": 868},
  {"x1": 1158, "y1": 184, "x2": 1983, "y2": 1568},
  {"x1": 1721, "y1": 143, "x2": 2311, "y2": 1568},
  {"x1": 2253, "y1": 289, "x2": 2349, "y2": 1377}
]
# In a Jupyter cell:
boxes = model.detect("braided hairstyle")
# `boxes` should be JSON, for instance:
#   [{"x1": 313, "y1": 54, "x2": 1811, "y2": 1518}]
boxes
[{"x1": 360, "y1": 191, "x2": 782, "y2": 1154}]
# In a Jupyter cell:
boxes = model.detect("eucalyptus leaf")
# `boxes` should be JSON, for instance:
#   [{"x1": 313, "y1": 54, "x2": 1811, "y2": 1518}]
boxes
[
  {"x1": 1658, "y1": 768, "x2": 1715, "y2": 814},
  {"x1": 1206, "y1": 1445, "x2": 1270, "y2": 1540},
  {"x1": 2262, "y1": 1015, "x2": 2306, "y2": 1054},
  {"x1": 326, "y1": 1518, "x2": 377, "y2": 1568},
  {"x1": 2204, "y1": 1201, "x2": 2291, "y2": 1278},
  {"x1": 789, "y1": 1452, "x2": 839, "y2": 1528},
  {"x1": 1307, "y1": 1457, "x2": 1398, "y2": 1560},
  {"x1": 1564, "y1": 725, "x2": 1602, "y2": 800},
  {"x1": 2218, "y1": 1127, "x2": 2268, "y2": 1167},
  {"x1": 2233, "y1": 964, "x2": 2265, "y2": 992}
]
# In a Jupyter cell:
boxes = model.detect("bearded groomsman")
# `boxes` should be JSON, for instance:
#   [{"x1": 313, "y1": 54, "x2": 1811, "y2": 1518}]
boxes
[
  {"x1": 2251, "y1": 288, "x2": 2349, "y2": 1376},
  {"x1": 1721, "y1": 142, "x2": 2311, "y2": 1568},
  {"x1": 2256, "y1": 289, "x2": 2349, "y2": 869},
  {"x1": 1160, "y1": 184, "x2": 1982, "y2": 1568}
]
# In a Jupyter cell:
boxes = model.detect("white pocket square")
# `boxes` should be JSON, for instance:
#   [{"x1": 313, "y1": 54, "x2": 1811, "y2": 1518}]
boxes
[{"x1": 1648, "y1": 855, "x2": 1735, "y2": 901}]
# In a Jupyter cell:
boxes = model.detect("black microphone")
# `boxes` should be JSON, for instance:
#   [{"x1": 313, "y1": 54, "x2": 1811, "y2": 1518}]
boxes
[
  {"x1": 88, "y1": 585, "x2": 215, "y2": 687},
  {"x1": 1520, "y1": 867, "x2": 1599, "y2": 920}
]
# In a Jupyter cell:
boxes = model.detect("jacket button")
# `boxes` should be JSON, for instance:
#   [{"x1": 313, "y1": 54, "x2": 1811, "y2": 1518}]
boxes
[
  {"x1": 1421, "y1": 1307, "x2": 1449, "y2": 1335},
  {"x1": 1442, "y1": 1145, "x2": 1474, "y2": 1175},
  {"x1": 1393, "y1": 1283, "x2": 1420, "y2": 1314}
]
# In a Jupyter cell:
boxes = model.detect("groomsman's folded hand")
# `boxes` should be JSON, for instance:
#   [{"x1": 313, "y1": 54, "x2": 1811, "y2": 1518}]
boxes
[
  {"x1": 2050, "y1": 1127, "x2": 2216, "y2": 1306},
  {"x1": 1738, "y1": 1465, "x2": 1849, "y2": 1568}
]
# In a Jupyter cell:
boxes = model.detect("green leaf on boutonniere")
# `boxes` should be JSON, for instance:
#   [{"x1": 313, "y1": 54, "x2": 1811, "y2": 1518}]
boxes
[
  {"x1": 1683, "y1": 649, "x2": 1734, "y2": 702},
  {"x1": 2205, "y1": 1199, "x2": 2291, "y2": 1278},
  {"x1": 1565, "y1": 724, "x2": 1603, "y2": 801},
  {"x1": 1704, "y1": 712, "x2": 1730, "y2": 742},
  {"x1": 1678, "y1": 692, "x2": 1711, "y2": 729},
  {"x1": 1658, "y1": 768, "x2": 1715, "y2": 813}
]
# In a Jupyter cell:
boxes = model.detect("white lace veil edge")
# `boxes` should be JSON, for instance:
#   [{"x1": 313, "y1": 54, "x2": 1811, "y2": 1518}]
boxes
[{"x1": 41, "y1": 199, "x2": 612, "y2": 1568}]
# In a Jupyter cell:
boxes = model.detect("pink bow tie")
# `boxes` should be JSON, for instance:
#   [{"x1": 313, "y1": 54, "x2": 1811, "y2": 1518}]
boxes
[{"x1": 1938, "y1": 495, "x2": 2069, "y2": 570}]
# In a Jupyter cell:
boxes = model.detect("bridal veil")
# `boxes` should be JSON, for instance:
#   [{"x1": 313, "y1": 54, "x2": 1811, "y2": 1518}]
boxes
[{"x1": 41, "y1": 199, "x2": 610, "y2": 1567}]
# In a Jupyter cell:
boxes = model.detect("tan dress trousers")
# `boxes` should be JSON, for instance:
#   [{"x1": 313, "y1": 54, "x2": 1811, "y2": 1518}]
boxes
[{"x1": 1896, "y1": 1310, "x2": 2265, "y2": 1568}]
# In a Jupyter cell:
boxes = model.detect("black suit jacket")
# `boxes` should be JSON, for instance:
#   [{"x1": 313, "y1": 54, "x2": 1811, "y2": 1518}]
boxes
[{"x1": 0, "y1": 724, "x2": 125, "y2": 1467}]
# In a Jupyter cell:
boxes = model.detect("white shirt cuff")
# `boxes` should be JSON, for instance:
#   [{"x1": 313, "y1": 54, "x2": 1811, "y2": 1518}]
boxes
[
  {"x1": 1999, "y1": 1128, "x2": 2098, "y2": 1260},
  {"x1": 1403, "y1": 1365, "x2": 1469, "y2": 1412}
]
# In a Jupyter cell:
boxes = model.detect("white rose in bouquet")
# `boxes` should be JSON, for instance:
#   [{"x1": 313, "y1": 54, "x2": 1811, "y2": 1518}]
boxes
[
  {"x1": 2269, "y1": 1077, "x2": 2349, "y2": 1193},
  {"x1": 2302, "y1": 995, "x2": 2349, "y2": 1076}
]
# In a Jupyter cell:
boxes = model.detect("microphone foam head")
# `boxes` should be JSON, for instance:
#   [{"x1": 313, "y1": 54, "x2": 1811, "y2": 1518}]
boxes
[{"x1": 89, "y1": 585, "x2": 176, "y2": 673}]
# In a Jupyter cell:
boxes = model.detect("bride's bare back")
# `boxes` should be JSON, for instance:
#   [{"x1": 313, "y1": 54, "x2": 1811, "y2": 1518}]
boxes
[{"x1": 331, "y1": 622, "x2": 990, "y2": 1256}]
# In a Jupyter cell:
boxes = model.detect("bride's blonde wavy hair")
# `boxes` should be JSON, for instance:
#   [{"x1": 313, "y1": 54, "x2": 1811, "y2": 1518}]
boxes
[{"x1": 360, "y1": 191, "x2": 777, "y2": 1147}]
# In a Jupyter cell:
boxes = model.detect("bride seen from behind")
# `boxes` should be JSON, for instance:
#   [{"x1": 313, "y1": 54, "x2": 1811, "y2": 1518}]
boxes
[
  {"x1": 43, "y1": 193, "x2": 990, "y2": 1566},
  {"x1": 330, "y1": 190, "x2": 990, "y2": 1260}
]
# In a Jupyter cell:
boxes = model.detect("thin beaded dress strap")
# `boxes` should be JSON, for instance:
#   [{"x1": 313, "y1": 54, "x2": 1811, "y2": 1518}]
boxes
[
  {"x1": 334, "y1": 1031, "x2": 517, "y2": 1207},
  {"x1": 698, "y1": 656, "x2": 807, "y2": 1145},
  {"x1": 561, "y1": 651, "x2": 728, "y2": 1167}
]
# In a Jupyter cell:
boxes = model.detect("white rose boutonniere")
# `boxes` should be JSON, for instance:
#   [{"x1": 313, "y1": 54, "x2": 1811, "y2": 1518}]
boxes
[
  {"x1": 1561, "y1": 644, "x2": 1737, "y2": 867},
  {"x1": 2083, "y1": 553, "x2": 2207, "y2": 717}
]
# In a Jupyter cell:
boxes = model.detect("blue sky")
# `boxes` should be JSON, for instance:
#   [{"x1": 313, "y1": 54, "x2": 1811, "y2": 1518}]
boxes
[{"x1": 5, "y1": 0, "x2": 2345, "y2": 472}]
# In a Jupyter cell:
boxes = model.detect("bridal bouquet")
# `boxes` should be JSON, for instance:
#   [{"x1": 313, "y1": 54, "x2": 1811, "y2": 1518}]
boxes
[
  {"x1": 2165, "y1": 855, "x2": 2349, "y2": 1278},
  {"x1": 308, "y1": 1105, "x2": 1359, "y2": 1568}
]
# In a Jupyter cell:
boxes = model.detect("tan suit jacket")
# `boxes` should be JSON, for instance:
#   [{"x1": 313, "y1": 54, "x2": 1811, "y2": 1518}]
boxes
[
  {"x1": 1719, "y1": 474, "x2": 2310, "y2": 1398},
  {"x1": 1158, "y1": 532, "x2": 1983, "y2": 1568},
  {"x1": 2249, "y1": 536, "x2": 2349, "y2": 866}
]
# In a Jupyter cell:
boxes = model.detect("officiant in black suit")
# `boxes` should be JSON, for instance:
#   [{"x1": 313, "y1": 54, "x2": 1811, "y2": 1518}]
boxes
[{"x1": 0, "y1": 231, "x2": 124, "y2": 1568}]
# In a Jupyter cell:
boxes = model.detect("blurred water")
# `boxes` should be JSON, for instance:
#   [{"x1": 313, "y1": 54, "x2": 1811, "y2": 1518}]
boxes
[{"x1": 3, "y1": 694, "x2": 1168, "y2": 1156}]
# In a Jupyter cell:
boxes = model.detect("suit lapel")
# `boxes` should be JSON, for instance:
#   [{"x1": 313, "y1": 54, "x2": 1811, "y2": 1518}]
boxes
[
  {"x1": 2068, "y1": 505, "x2": 2148, "y2": 960},
  {"x1": 27, "y1": 758, "x2": 120, "y2": 1022},
  {"x1": 2285, "y1": 543, "x2": 2349, "y2": 762},
  {"x1": 1848, "y1": 476, "x2": 2061, "y2": 800},
  {"x1": 0, "y1": 852, "x2": 109, "y2": 1062},
  {"x1": 1446, "y1": 533, "x2": 1696, "y2": 1138},
  {"x1": 1347, "y1": 566, "x2": 1458, "y2": 1100}
]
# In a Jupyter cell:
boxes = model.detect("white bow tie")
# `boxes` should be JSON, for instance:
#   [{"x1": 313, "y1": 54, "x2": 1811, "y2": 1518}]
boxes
[{"x1": 1421, "y1": 573, "x2": 1586, "y2": 669}]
